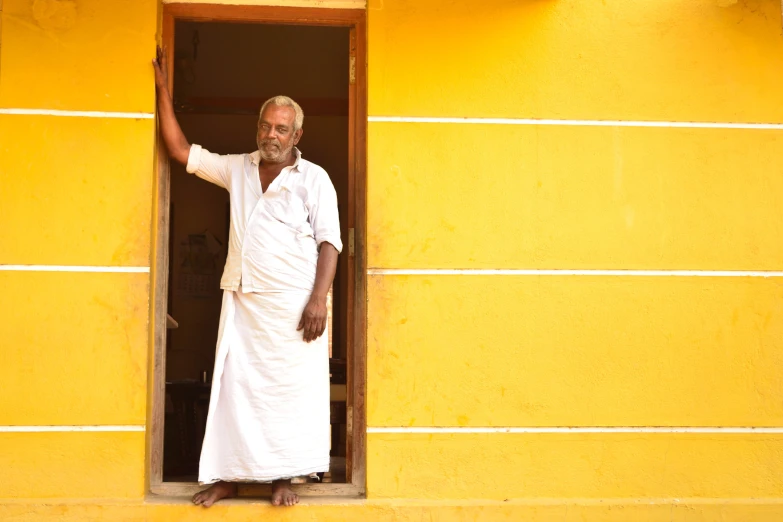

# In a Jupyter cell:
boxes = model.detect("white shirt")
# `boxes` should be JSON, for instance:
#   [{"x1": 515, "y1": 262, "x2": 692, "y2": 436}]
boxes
[{"x1": 186, "y1": 144, "x2": 343, "y2": 293}]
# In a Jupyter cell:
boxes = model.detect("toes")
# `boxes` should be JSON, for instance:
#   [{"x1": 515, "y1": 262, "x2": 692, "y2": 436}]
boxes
[
  {"x1": 271, "y1": 494, "x2": 282, "y2": 506},
  {"x1": 202, "y1": 497, "x2": 214, "y2": 508}
]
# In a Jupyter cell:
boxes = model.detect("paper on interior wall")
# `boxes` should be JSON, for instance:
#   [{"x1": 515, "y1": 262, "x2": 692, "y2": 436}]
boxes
[{"x1": 177, "y1": 231, "x2": 225, "y2": 299}]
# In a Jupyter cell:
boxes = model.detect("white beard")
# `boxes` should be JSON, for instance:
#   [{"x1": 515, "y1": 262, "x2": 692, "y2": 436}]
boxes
[{"x1": 257, "y1": 139, "x2": 294, "y2": 163}]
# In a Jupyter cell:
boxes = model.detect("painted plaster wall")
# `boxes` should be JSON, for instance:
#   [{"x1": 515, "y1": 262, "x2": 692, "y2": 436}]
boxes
[
  {"x1": 0, "y1": 0, "x2": 156, "y2": 502},
  {"x1": 0, "y1": 0, "x2": 782, "y2": 520},
  {"x1": 365, "y1": 0, "x2": 783, "y2": 505}
]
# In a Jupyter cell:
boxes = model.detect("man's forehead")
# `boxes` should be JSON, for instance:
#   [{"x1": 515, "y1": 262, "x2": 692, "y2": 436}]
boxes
[{"x1": 259, "y1": 105, "x2": 295, "y2": 125}]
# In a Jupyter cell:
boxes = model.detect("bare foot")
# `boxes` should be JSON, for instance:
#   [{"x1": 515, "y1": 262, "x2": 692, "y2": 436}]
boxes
[
  {"x1": 271, "y1": 479, "x2": 299, "y2": 507},
  {"x1": 192, "y1": 481, "x2": 237, "y2": 507}
]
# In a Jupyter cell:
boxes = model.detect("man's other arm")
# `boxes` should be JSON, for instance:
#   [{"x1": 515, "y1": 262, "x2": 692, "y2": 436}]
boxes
[
  {"x1": 298, "y1": 243, "x2": 339, "y2": 343},
  {"x1": 298, "y1": 172, "x2": 343, "y2": 343}
]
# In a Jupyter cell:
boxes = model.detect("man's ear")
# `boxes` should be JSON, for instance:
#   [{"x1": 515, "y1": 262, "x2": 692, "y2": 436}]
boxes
[{"x1": 293, "y1": 128, "x2": 303, "y2": 145}]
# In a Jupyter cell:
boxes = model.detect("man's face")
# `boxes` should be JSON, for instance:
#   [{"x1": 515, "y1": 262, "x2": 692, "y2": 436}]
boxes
[{"x1": 256, "y1": 105, "x2": 302, "y2": 164}]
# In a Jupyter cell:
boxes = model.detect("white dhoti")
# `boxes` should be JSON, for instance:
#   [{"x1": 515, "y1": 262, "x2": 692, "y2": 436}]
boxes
[
  {"x1": 198, "y1": 289, "x2": 330, "y2": 484},
  {"x1": 184, "y1": 146, "x2": 342, "y2": 484}
]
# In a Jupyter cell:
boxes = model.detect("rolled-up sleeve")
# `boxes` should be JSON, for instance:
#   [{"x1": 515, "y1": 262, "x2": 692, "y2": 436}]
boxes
[
  {"x1": 307, "y1": 170, "x2": 343, "y2": 253},
  {"x1": 186, "y1": 144, "x2": 232, "y2": 190}
]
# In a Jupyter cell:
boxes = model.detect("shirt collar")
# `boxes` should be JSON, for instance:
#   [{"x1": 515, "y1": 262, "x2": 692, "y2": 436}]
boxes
[{"x1": 250, "y1": 147, "x2": 302, "y2": 172}]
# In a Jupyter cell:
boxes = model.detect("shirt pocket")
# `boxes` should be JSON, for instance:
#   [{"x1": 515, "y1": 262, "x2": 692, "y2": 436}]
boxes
[{"x1": 263, "y1": 188, "x2": 309, "y2": 231}]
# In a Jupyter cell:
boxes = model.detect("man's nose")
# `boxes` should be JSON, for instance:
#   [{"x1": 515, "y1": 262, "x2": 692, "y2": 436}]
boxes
[{"x1": 259, "y1": 128, "x2": 277, "y2": 140}]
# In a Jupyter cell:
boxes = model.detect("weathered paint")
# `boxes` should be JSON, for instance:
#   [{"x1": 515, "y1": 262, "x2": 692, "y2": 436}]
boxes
[
  {"x1": 0, "y1": 0, "x2": 157, "y2": 112},
  {"x1": 0, "y1": 432, "x2": 146, "y2": 499},
  {"x1": 0, "y1": 272, "x2": 149, "y2": 425},
  {"x1": 368, "y1": 433, "x2": 783, "y2": 499},
  {"x1": 367, "y1": 275, "x2": 783, "y2": 428},
  {"x1": 0, "y1": 0, "x2": 154, "y2": 510},
  {"x1": 0, "y1": 0, "x2": 782, "y2": 519},
  {"x1": 0, "y1": 115, "x2": 154, "y2": 266},
  {"x1": 3, "y1": 500, "x2": 783, "y2": 521},
  {"x1": 367, "y1": 0, "x2": 783, "y2": 122},
  {"x1": 368, "y1": 123, "x2": 783, "y2": 270},
  {"x1": 362, "y1": 0, "x2": 783, "y2": 513}
]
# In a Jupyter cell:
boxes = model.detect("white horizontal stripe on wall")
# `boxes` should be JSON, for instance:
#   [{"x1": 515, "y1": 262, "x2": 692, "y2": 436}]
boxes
[
  {"x1": 368, "y1": 269, "x2": 783, "y2": 278},
  {"x1": 368, "y1": 116, "x2": 783, "y2": 130},
  {"x1": 0, "y1": 108, "x2": 154, "y2": 119},
  {"x1": 0, "y1": 265, "x2": 150, "y2": 273},
  {"x1": 368, "y1": 427, "x2": 783, "y2": 434},
  {"x1": 0, "y1": 425, "x2": 145, "y2": 433}
]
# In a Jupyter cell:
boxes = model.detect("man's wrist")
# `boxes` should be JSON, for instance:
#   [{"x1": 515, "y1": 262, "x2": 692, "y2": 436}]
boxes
[
  {"x1": 310, "y1": 291, "x2": 328, "y2": 302},
  {"x1": 156, "y1": 86, "x2": 172, "y2": 101}
]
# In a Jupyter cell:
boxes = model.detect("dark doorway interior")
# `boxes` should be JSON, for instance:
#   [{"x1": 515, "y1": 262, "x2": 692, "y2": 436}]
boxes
[{"x1": 162, "y1": 20, "x2": 351, "y2": 483}]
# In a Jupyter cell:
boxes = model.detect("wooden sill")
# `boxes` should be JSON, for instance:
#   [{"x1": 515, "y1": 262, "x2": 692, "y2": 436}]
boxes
[{"x1": 150, "y1": 482, "x2": 364, "y2": 498}]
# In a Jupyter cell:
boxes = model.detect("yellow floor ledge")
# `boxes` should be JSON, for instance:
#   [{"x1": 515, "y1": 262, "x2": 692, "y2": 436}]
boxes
[{"x1": 3, "y1": 498, "x2": 783, "y2": 521}]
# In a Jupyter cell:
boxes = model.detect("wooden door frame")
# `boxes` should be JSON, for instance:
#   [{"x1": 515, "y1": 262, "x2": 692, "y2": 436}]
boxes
[{"x1": 149, "y1": 3, "x2": 367, "y2": 498}]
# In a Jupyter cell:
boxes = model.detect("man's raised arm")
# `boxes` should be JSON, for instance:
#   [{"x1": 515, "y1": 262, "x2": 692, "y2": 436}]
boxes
[{"x1": 153, "y1": 46, "x2": 190, "y2": 166}]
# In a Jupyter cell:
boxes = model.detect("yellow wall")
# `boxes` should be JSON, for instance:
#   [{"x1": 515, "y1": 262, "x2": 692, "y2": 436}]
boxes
[
  {"x1": 365, "y1": 0, "x2": 783, "y2": 512},
  {"x1": 0, "y1": 0, "x2": 156, "y2": 504},
  {"x1": 1, "y1": 0, "x2": 783, "y2": 520}
]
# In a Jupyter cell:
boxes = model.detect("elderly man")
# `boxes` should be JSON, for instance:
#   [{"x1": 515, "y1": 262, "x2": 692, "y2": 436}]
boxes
[{"x1": 153, "y1": 48, "x2": 341, "y2": 508}]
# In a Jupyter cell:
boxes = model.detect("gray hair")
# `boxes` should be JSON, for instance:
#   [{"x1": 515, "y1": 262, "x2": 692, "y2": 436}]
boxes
[{"x1": 259, "y1": 95, "x2": 304, "y2": 131}]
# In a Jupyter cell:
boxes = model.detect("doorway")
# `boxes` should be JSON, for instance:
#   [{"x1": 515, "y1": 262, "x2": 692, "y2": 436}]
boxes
[{"x1": 150, "y1": 5, "x2": 366, "y2": 498}]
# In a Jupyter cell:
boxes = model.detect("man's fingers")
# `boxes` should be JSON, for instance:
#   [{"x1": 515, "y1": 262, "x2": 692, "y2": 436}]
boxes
[
  {"x1": 305, "y1": 316, "x2": 324, "y2": 342},
  {"x1": 302, "y1": 316, "x2": 312, "y2": 341},
  {"x1": 306, "y1": 320, "x2": 316, "y2": 342},
  {"x1": 153, "y1": 47, "x2": 169, "y2": 88},
  {"x1": 315, "y1": 318, "x2": 325, "y2": 339},
  {"x1": 299, "y1": 306, "x2": 328, "y2": 342},
  {"x1": 308, "y1": 318, "x2": 319, "y2": 342},
  {"x1": 317, "y1": 316, "x2": 325, "y2": 339}
]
